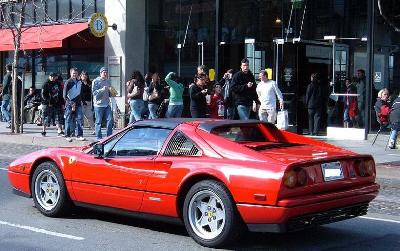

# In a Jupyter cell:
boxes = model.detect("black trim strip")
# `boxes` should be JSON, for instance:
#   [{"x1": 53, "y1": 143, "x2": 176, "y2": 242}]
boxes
[
  {"x1": 74, "y1": 201, "x2": 182, "y2": 226},
  {"x1": 12, "y1": 188, "x2": 31, "y2": 198}
]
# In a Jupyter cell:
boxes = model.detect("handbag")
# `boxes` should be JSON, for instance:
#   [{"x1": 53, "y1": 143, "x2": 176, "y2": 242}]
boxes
[
  {"x1": 276, "y1": 110, "x2": 289, "y2": 130},
  {"x1": 148, "y1": 89, "x2": 159, "y2": 102}
]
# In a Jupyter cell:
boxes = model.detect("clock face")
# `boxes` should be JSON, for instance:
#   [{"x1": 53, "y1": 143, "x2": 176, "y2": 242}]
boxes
[{"x1": 378, "y1": 0, "x2": 400, "y2": 31}]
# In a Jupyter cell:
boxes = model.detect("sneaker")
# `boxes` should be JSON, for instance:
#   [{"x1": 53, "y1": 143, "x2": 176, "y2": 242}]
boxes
[
  {"x1": 388, "y1": 140, "x2": 395, "y2": 149},
  {"x1": 76, "y1": 136, "x2": 86, "y2": 141},
  {"x1": 65, "y1": 137, "x2": 72, "y2": 142},
  {"x1": 91, "y1": 131, "x2": 96, "y2": 135},
  {"x1": 57, "y1": 131, "x2": 65, "y2": 137},
  {"x1": 6, "y1": 123, "x2": 11, "y2": 128},
  {"x1": 41, "y1": 131, "x2": 46, "y2": 137}
]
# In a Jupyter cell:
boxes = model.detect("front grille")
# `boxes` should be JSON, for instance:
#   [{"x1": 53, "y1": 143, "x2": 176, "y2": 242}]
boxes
[{"x1": 287, "y1": 203, "x2": 369, "y2": 231}]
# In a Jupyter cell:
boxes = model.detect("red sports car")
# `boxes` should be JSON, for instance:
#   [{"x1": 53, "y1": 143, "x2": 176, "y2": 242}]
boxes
[{"x1": 8, "y1": 119, "x2": 379, "y2": 247}]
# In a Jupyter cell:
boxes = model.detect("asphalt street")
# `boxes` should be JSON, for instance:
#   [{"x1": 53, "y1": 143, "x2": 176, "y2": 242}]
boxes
[{"x1": 0, "y1": 141, "x2": 399, "y2": 250}]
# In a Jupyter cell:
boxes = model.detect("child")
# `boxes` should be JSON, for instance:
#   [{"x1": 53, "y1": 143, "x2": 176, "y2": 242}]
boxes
[{"x1": 209, "y1": 84, "x2": 224, "y2": 119}]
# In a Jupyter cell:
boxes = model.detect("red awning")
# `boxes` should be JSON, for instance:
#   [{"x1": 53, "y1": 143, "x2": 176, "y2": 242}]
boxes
[{"x1": 0, "y1": 22, "x2": 88, "y2": 51}]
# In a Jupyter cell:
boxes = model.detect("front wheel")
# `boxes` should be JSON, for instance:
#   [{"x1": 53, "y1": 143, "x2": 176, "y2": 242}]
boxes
[
  {"x1": 183, "y1": 180, "x2": 244, "y2": 248},
  {"x1": 31, "y1": 161, "x2": 72, "y2": 217}
]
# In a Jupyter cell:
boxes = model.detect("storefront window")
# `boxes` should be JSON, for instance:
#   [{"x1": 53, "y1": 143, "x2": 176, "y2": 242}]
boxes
[
  {"x1": 71, "y1": 0, "x2": 83, "y2": 19},
  {"x1": 58, "y1": 0, "x2": 70, "y2": 20},
  {"x1": 71, "y1": 54, "x2": 103, "y2": 81},
  {"x1": 83, "y1": 0, "x2": 96, "y2": 18},
  {"x1": 96, "y1": 0, "x2": 104, "y2": 13},
  {"x1": 47, "y1": 0, "x2": 57, "y2": 21}
]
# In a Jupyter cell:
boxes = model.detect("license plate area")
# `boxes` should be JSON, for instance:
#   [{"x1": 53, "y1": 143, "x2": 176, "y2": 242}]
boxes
[{"x1": 321, "y1": 161, "x2": 344, "y2": 181}]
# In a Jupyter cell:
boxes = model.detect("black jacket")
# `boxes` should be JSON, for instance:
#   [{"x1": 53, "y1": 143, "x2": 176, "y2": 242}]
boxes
[
  {"x1": 230, "y1": 71, "x2": 259, "y2": 106},
  {"x1": 189, "y1": 84, "x2": 207, "y2": 117},
  {"x1": 81, "y1": 81, "x2": 92, "y2": 103},
  {"x1": 1, "y1": 72, "x2": 12, "y2": 99},
  {"x1": 41, "y1": 80, "x2": 63, "y2": 106},
  {"x1": 219, "y1": 77, "x2": 233, "y2": 106},
  {"x1": 306, "y1": 81, "x2": 324, "y2": 109},
  {"x1": 148, "y1": 82, "x2": 164, "y2": 105}
]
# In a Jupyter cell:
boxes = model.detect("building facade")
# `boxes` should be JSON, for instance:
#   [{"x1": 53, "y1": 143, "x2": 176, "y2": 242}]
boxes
[{"x1": 1, "y1": 0, "x2": 399, "y2": 136}]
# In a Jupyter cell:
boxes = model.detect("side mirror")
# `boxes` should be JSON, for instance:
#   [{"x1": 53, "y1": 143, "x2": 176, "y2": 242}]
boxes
[{"x1": 93, "y1": 143, "x2": 104, "y2": 158}]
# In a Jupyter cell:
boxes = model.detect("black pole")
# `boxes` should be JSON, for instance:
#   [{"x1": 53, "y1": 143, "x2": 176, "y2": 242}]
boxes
[
  {"x1": 20, "y1": 71, "x2": 24, "y2": 133},
  {"x1": 215, "y1": 0, "x2": 221, "y2": 80},
  {"x1": 365, "y1": 0, "x2": 375, "y2": 140}
]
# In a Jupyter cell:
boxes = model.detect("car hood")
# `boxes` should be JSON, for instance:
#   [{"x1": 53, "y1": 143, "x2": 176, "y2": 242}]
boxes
[{"x1": 245, "y1": 143, "x2": 355, "y2": 165}]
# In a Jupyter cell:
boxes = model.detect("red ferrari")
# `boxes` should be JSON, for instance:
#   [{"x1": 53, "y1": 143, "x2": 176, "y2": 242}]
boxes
[{"x1": 8, "y1": 119, "x2": 379, "y2": 247}]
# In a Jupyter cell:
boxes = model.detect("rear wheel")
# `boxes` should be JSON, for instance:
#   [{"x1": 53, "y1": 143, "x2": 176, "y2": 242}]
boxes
[
  {"x1": 31, "y1": 161, "x2": 72, "y2": 217},
  {"x1": 183, "y1": 180, "x2": 243, "y2": 248}
]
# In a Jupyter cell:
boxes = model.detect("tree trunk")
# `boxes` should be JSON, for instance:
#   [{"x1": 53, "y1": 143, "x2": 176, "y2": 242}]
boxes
[{"x1": 11, "y1": 1, "x2": 26, "y2": 133}]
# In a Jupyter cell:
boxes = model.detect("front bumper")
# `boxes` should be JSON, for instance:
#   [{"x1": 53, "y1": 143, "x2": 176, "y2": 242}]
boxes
[{"x1": 237, "y1": 183, "x2": 379, "y2": 233}]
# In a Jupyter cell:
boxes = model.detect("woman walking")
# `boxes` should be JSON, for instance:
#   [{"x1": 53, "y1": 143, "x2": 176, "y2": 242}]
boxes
[
  {"x1": 147, "y1": 73, "x2": 164, "y2": 119},
  {"x1": 127, "y1": 71, "x2": 145, "y2": 123}
]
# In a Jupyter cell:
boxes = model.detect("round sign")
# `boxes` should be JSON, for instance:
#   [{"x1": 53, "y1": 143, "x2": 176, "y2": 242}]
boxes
[{"x1": 88, "y1": 13, "x2": 108, "y2": 37}]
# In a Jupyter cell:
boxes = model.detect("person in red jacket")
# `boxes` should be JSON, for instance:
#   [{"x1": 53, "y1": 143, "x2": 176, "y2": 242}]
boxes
[{"x1": 209, "y1": 83, "x2": 224, "y2": 119}]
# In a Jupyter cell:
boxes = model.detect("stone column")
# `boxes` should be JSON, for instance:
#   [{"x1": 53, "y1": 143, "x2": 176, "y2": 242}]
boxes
[{"x1": 105, "y1": 0, "x2": 146, "y2": 127}]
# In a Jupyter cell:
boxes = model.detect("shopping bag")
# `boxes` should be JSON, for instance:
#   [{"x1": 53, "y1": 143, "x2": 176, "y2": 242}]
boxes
[{"x1": 276, "y1": 110, "x2": 289, "y2": 130}]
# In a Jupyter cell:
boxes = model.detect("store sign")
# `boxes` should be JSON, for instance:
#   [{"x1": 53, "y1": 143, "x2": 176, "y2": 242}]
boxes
[
  {"x1": 88, "y1": 13, "x2": 108, "y2": 37},
  {"x1": 374, "y1": 72, "x2": 382, "y2": 82}
]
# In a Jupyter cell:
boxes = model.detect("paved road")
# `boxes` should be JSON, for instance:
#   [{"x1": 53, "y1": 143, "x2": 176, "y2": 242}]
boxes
[{"x1": 0, "y1": 143, "x2": 399, "y2": 250}]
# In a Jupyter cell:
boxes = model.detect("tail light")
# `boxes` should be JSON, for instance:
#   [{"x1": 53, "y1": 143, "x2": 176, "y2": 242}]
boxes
[
  {"x1": 356, "y1": 159, "x2": 375, "y2": 177},
  {"x1": 283, "y1": 168, "x2": 309, "y2": 188}
]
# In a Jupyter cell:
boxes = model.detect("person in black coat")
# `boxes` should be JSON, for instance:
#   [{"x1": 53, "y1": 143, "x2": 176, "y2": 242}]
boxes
[
  {"x1": 189, "y1": 73, "x2": 208, "y2": 118},
  {"x1": 230, "y1": 58, "x2": 259, "y2": 120},
  {"x1": 306, "y1": 73, "x2": 324, "y2": 135},
  {"x1": 219, "y1": 69, "x2": 235, "y2": 119}
]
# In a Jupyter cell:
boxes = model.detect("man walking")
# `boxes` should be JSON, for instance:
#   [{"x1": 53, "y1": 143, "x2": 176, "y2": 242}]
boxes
[
  {"x1": 231, "y1": 58, "x2": 259, "y2": 120},
  {"x1": 41, "y1": 72, "x2": 64, "y2": 136},
  {"x1": 92, "y1": 67, "x2": 113, "y2": 140},
  {"x1": 256, "y1": 70, "x2": 284, "y2": 123},
  {"x1": 1, "y1": 64, "x2": 12, "y2": 127},
  {"x1": 64, "y1": 68, "x2": 85, "y2": 142}
]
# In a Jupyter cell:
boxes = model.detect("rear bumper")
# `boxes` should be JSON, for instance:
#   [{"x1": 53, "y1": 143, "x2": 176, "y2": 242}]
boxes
[
  {"x1": 246, "y1": 203, "x2": 369, "y2": 232},
  {"x1": 237, "y1": 184, "x2": 379, "y2": 233}
]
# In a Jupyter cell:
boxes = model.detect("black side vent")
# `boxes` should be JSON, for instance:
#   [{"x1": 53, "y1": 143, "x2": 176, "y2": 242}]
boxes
[{"x1": 164, "y1": 132, "x2": 202, "y2": 156}]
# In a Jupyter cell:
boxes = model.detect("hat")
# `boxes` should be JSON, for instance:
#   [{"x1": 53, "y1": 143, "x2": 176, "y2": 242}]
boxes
[
  {"x1": 100, "y1": 67, "x2": 108, "y2": 73},
  {"x1": 49, "y1": 72, "x2": 57, "y2": 77}
]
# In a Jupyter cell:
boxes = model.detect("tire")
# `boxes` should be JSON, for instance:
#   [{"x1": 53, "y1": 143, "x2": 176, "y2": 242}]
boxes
[
  {"x1": 182, "y1": 180, "x2": 244, "y2": 248},
  {"x1": 31, "y1": 161, "x2": 72, "y2": 217}
]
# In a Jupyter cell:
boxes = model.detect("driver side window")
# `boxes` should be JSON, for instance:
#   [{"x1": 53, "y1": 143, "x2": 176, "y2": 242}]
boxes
[{"x1": 107, "y1": 127, "x2": 171, "y2": 157}]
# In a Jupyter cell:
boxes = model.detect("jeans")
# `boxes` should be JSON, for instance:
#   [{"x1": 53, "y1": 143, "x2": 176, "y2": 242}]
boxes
[
  {"x1": 166, "y1": 104, "x2": 183, "y2": 118},
  {"x1": 225, "y1": 106, "x2": 236, "y2": 120},
  {"x1": 94, "y1": 106, "x2": 113, "y2": 140},
  {"x1": 65, "y1": 105, "x2": 83, "y2": 137},
  {"x1": 237, "y1": 105, "x2": 251, "y2": 120},
  {"x1": 148, "y1": 103, "x2": 159, "y2": 119},
  {"x1": 129, "y1": 99, "x2": 144, "y2": 124},
  {"x1": 308, "y1": 108, "x2": 322, "y2": 135},
  {"x1": 390, "y1": 129, "x2": 398, "y2": 144},
  {"x1": 1, "y1": 99, "x2": 11, "y2": 122}
]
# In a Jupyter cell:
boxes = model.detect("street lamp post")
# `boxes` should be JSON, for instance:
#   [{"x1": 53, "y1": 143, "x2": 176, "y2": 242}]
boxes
[{"x1": 177, "y1": 43, "x2": 182, "y2": 76}]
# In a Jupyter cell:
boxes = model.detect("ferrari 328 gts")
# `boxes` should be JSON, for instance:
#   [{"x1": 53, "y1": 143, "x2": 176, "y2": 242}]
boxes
[{"x1": 8, "y1": 119, "x2": 379, "y2": 247}]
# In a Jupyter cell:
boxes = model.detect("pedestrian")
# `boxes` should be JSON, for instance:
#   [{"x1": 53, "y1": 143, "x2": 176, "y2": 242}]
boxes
[
  {"x1": 1, "y1": 64, "x2": 12, "y2": 127},
  {"x1": 92, "y1": 67, "x2": 113, "y2": 140},
  {"x1": 388, "y1": 90, "x2": 400, "y2": 149},
  {"x1": 256, "y1": 70, "x2": 284, "y2": 123},
  {"x1": 23, "y1": 87, "x2": 41, "y2": 124},
  {"x1": 147, "y1": 73, "x2": 163, "y2": 119},
  {"x1": 64, "y1": 68, "x2": 85, "y2": 142},
  {"x1": 165, "y1": 72, "x2": 184, "y2": 118},
  {"x1": 219, "y1": 69, "x2": 235, "y2": 119},
  {"x1": 80, "y1": 71, "x2": 95, "y2": 134},
  {"x1": 41, "y1": 72, "x2": 64, "y2": 137},
  {"x1": 343, "y1": 78, "x2": 358, "y2": 128},
  {"x1": 126, "y1": 70, "x2": 145, "y2": 123},
  {"x1": 374, "y1": 88, "x2": 391, "y2": 127},
  {"x1": 305, "y1": 73, "x2": 324, "y2": 135},
  {"x1": 355, "y1": 69, "x2": 366, "y2": 128},
  {"x1": 209, "y1": 83, "x2": 224, "y2": 119},
  {"x1": 189, "y1": 73, "x2": 208, "y2": 118},
  {"x1": 142, "y1": 72, "x2": 152, "y2": 119},
  {"x1": 231, "y1": 58, "x2": 259, "y2": 120}
]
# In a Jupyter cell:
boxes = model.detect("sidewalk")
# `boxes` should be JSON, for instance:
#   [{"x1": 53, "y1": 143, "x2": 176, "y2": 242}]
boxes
[{"x1": 0, "y1": 121, "x2": 398, "y2": 165}]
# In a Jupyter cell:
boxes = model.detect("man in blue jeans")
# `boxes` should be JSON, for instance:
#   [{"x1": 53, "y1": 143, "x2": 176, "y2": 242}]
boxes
[
  {"x1": 230, "y1": 58, "x2": 259, "y2": 120},
  {"x1": 64, "y1": 67, "x2": 85, "y2": 142},
  {"x1": 1, "y1": 64, "x2": 12, "y2": 127},
  {"x1": 92, "y1": 67, "x2": 113, "y2": 140}
]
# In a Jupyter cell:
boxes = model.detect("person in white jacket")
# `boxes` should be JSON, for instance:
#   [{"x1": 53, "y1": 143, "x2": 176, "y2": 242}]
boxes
[{"x1": 256, "y1": 70, "x2": 284, "y2": 123}]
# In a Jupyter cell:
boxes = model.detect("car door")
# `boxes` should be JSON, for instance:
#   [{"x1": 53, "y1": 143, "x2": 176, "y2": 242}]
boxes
[{"x1": 71, "y1": 127, "x2": 172, "y2": 211}]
